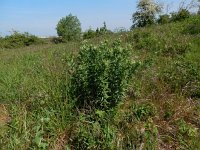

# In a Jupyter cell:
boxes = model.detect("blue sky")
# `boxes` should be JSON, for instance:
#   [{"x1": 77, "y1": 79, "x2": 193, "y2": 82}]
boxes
[{"x1": 0, "y1": 0, "x2": 193, "y2": 36}]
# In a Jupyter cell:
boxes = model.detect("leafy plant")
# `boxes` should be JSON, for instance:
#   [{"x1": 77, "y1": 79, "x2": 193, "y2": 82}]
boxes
[
  {"x1": 133, "y1": 103, "x2": 157, "y2": 121},
  {"x1": 69, "y1": 40, "x2": 139, "y2": 110},
  {"x1": 69, "y1": 112, "x2": 116, "y2": 150},
  {"x1": 143, "y1": 119, "x2": 158, "y2": 150},
  {"x1": 0, "y1": 31, "x2": 43, "y2": 49},
  {"x1": 157, "y1": 14, "x2": 170, "y2": 24},
  {"x1": 177, "y1": 119, "x2": 197, "y2": 137},
  {"x1": 83, "y1": 28, "x2": 96, "y2": 39},
  {"x1": 159, "y1": 59, "x2": 200, "y2": 97},
  {"x1": 177, "y1": 119, "x2": 200, "y2": 149},
  {"x1": 171, "y1": 9, "x2": 191, "y2": 22},
  {"x1": 33, "y1": 125, "x2": 48, "y2": 149},
  {"x1": 184, "y1": 17, "x2": 200, "y2": 35}
]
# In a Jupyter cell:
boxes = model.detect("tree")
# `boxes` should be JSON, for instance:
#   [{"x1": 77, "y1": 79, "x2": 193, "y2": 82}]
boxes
[
  {"x1": 56, "y1": 14, "x2": 81, "y2": 41},
  {"x1": 99, "y1": 21, "x2": 108, "y2": 34},
  {"x1": 131, "y1": 0, "x2": 162, "y2": 28}
]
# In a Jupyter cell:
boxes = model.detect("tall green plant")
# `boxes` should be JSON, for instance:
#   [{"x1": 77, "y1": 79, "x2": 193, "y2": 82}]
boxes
[{"x1": 69, "y1": 40, "x2": 139, "y2": 110}]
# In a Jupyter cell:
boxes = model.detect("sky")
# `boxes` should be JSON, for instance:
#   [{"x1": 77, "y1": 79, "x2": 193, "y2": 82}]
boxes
[{"x1": 0, "y1": 0, "x2": 195, "y2": 37}]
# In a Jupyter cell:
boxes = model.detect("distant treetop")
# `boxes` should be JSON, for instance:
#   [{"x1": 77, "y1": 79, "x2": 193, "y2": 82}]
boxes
[{"x1": 56, "y1": 14, "x2": 82, "y2": 42}]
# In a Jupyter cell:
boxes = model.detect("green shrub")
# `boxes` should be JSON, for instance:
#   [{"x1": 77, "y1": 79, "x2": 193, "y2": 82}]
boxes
[
  {"x1": 171, "y1": 9, "x2": 191, "y2": 22},
  {"x1": 177, "y1": 119, "x2": 197, "y2": 137},
  {"x1": 0, "y1": 31, "x2": 43, "y2": 49},
  {"x1": 159, "y1": 59, "x2": 200, "y2": 97},
  {"x1": 157, "y1": 14, "x2": 170, "y2": 24},
  {"x1": 133, "y1": 103, "x2": 157, "y2": 121},
  {"x1": 127, "y1": 30, "x2": 161, "y2": 51},
  {"x1": 114, "y1": 104, "x2": 158, "y2": 150},
  {"x1": 69, "y1": 112, "x2": 116, "y2": 149},
  {"x1": 83, "y1": 28, "x2": 96, "y2": 39},
  {"x1": 69, "y1": 40, "x2": 139, "y2": 110},
  {"x1": 50, "y1": 36, "x2": 63, "y2": 44},
  {"x1": 161, "y1": 37, "x2": 191, "y2": 57},
  {"x1": 177, "y1": 119, "x2": 200, "y2": 149},
  {"x1": 184, "y1": 17, "x2": 200, "y2": 35},
  {"x1": 143, "y1": 119, "x2": 158, "y2": 149},
  {"x1": 127, "y1": 29, "x2": 191, "y2": 57}
]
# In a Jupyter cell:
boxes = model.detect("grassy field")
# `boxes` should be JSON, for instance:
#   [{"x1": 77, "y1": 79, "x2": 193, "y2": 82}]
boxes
[{"x1": 0, "y1": 16, "x2": 200, "y2": 149}]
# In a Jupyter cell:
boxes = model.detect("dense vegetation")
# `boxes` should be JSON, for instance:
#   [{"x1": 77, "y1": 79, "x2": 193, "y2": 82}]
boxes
[
  {"x1": 0, "y1": 31, "x2": 43, "y2": 49},
  {"x1": 69, "y1": 40, "x2": 139, "y2": 110},
  {"x1": 0, "y1": 13, "x2": 199, "y2": 149}
]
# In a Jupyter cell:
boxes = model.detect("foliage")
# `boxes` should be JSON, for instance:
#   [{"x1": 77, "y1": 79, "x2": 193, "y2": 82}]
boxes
[
  {"x1": 177, "y1": 119, "x2": 200, "y2": 149},
  {"x1": 159, "y1": 59, "x2": 200, "y2": 98},
  {"x1": 0, "y1": 14, "x2": 200, "y2": 150},
  {"x1": 99, "y1": 22, "x2": 111, "y2": 34},
  {"x1": 131, "y1": 0, "x2": 162, "y2": 28},
  {"x1": 133, "y1": 103, "x2": 157, "y2": 121},
  {"x1": 83, "y1": 28, "x2": 96, "y2": 39},
  {"x1": 186, "y1": 23, "x2": 200, "y2": 35},
  {"x1": 114, "y1": 27, "x2": 127, "y2": 33},
  {"x1": 171, "y1": 9, "x2": 191, "y2": 22},
  {"x1": 184, "y1": 16, "x2": 200, "y2": 34},
  {"x1": 68, "y1": 111, "x2": 116, "y2": 149},
  {"x1": 127, "y1": 28, "x2": 191, "y2": 57},
  {"x1": 177, "y1": 119, "x2": 197, "y2": 137},
  {"x1": 83, "y1": 22, "x2": 112, "y2": 40},
  {"x1": 157, "y1": 14, "x2": 170, "y2": 24},
  {"x1": 56, "y1": 14, "x2": 82, "y2": 42},
  {"x1": 50, "y1": 36, "x2": 63, "y2": 44},
  {"x1": 0, "y1": 31, "x2": 43, "y2": 49},
  {"x1": 69, "y1": 40, "x2": 139, "y2": 110}
]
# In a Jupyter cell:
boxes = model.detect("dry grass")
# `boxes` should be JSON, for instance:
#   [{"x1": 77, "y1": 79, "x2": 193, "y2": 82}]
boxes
[{"x1": 0, "y1": 104, "x2": 11, "y2": 126}]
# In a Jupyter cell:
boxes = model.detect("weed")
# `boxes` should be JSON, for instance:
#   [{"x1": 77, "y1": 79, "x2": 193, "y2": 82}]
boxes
[{"x1": 69, "y1": 40, "x2": 139, "y2": 110}]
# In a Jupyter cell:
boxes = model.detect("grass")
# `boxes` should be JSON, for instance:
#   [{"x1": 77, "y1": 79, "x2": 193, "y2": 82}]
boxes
[{"x1": 0, "y1": 15, "x2": 200, "y2": 149}]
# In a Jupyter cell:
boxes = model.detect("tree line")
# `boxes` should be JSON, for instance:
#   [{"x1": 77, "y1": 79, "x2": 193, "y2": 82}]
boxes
[
  {"x1": 1, "y1": 0, "x2": 199, "y2": 46},
  {"x1": 56, "y1": 0, "x2": 200, "y2": 42}
]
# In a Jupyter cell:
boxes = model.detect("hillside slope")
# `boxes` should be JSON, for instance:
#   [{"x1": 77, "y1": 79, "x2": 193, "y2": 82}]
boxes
[{"x1": 0, "y1": 15, "x2": 200, "y2": 149}]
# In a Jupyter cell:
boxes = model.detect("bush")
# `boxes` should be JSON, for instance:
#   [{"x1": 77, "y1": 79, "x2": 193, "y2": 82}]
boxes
[
  {"x1": 0, "y1": 31, "x2": 43, "y2": 49},
  {"x1": 83, "y1": 28, "x2": 96, "y2": 39},
  {"x1": 50, "y1": 36, "x2": 63, "y2": 44},
  {"x1": 171, "y1": 9, "x2": 191, "y2": 22},
  {"x1": 159, "y1": 59, "x2": 200, "y2": 97},
  {"x1": 129, "y1": 31, "x2": 160, "y2": 51},
  {"x1": 133, "y1": 103, "x2": 157, "y2": 121},
  {"x1": 127, "y1": 29, "x2": 191, "y2": 57},
  {"x1": 56, "y1": 14, "x2": 82, "y2": 42},
  {"x1": 177, "y1": 119, "x2": 198, "y2": 138},
  {"x1": 157, "y1": 14, "x2": 170, "y2": 24},
  {"x1": 69, "y1": 112, "x2": 116, "y2": 149},
  {"x1": 184, "y1": 17, "x2": 200, "y2": 35},
  {"x1": 69, "y1": 40, "x2": 139, "y2": 110}
]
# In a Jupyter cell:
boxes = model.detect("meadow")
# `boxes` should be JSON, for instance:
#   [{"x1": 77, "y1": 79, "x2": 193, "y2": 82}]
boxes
[{"x1": 0, "y1": 15, "x2": 200, "y2": 149}]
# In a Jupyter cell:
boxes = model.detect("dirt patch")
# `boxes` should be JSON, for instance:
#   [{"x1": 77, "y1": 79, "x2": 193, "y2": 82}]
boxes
[
  {"x1": 0, "y1": 104, "x2": 11, "y2": 125},
  {"x1": 50, "y1": 129, "x2": 71, "y2": 150}
]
